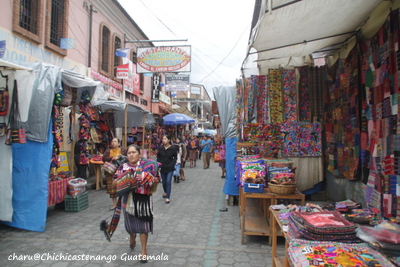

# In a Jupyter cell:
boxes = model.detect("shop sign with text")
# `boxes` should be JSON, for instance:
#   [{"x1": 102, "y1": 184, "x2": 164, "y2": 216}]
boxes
[
  {"x1": 137, "y1": 46, "x2": 191, "y2": 73},
  {"x1": 165, "y1": 74, "x2": 190, "y2": 92}
]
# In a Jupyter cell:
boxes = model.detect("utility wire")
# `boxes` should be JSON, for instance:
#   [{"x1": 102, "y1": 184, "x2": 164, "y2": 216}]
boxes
[{"x1": 197, "y1": 23, "x2": 250, "y2": 84}]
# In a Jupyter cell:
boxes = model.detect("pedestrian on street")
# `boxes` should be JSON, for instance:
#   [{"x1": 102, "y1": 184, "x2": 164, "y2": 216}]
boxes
[
  {"x1": 173, "y1": 137, "x2": 183, "y2": 183},
  {"x1": 102, "y1": 137, "x2": 127, "y2": 210},
  {"x1": 198, "y1": 135, "x2": 203, "y2": 160},
  {"x1": 100, "y1": 144, "x2": 160, "y2": 263},
  {"x1": 179, "y1": 137, "x2": 187, "y2": 180},
  {"x1": 200, "y1": 135, "x2": 213, "y2": 169},
  {"x1": 187, "y1": 135, "x2": 199, "y2": 168},
  {"x1": 157, "y1": 135, "x2": 178, "y2": 204}
]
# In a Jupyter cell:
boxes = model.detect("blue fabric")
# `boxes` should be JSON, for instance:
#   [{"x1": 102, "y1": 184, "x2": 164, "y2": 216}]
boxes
[
  {"x1": 301, "y1": 181, "x2": 324, "y2": 195},
  {"x1": 161, "y1": 171, "x2": 173, "y2": 199},
  {"x1": 2, "y1": 120, "x2": 53, "y2": 232},
  {"x1": 223, "y1": 138, "x2": 238, "y2": 196},
  {"x1": 200, "y1": 139, "x2": 213, "y2": 153},
  {"x1": 173, "y1": 164, "x2": 181, "y2": 177}
]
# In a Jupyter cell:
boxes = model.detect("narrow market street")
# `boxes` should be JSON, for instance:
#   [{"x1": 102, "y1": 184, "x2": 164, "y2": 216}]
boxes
[{"x1": 0, "y1": 160, "x2": 283, "y2": 267}]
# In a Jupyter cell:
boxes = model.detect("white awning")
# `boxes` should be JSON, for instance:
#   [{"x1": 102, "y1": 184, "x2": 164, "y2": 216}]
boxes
[
  {"x1": 244, "y1": 0, "x2": 384, "y2": 75},
  {"x1": 0, "y1": 59, "x2": 33, "y2": 71}
]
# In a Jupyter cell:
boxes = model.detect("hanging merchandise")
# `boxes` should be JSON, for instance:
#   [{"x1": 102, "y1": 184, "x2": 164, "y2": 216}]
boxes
[
  {"x1": 268, "y1": 69, "x2": 284, "y2": 123},
  {"x1": 5, "y1": 80, "x2": 26, "y2": 145},
  {"x1": 59, "y1": 84, "x2": 73, "y2": 107},
  {"x1": 52, "y1": 105, "x2": 63, "y2": 148},
  {"x1": 0, "y1": 71, "x2": 10, "y2": 116}
]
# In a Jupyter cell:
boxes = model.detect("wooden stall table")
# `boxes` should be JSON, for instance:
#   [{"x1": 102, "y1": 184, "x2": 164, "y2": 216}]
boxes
[
  {"x1": 239, "y1": 187, "x2": 275, "y2": 244},
  {"x1": 270, "y1": 207, "x2": 290, "y2": 267},
  {"x1": 90, "y1": 158, "x2": 104, "y2": 190},
  {"x1": 266, "y1": 188, "x2": 304, "y2": 246},
  {"x1": 268, "y1": 188, "x2": 305, "y2": 206},
  {"x1": 47, "y1": 177, "x2": 72, "y2": 206}
]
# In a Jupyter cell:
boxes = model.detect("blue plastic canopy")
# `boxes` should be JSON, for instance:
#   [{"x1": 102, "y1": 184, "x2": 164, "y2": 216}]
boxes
[{"x1": 162, "y1": 113, "x2": 195, "y2": 125}]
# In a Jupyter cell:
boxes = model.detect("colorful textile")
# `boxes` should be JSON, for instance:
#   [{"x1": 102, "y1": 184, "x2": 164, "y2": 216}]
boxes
[
  {"x1": 282, "y1": 70, "x2": 297, "y2": 122},
  {"x1": 281, "y1": 123, "x2": 322, "y2": 156},
  {"x1": 324, "y1": 48, "x2": 360, "y2": 180},
  {"x1": 268, "y1": 69, "x2": 283, "y2": 123},
  {"x1": 288, "y1": 239, "x2": 396, "y2": 267},
  {"x1": 298, "y1": 66, "x2": 311, "y2": 121},
  {"x1": 252, "y1": 75, "x2": 269, "y2": 124},
  {"x1": 47, "y1": 178, "x2": 72, "y2": 206}
]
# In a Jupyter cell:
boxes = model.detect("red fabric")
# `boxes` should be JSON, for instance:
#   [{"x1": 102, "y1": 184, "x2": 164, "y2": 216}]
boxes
[
  {"x1": 359, "y1": 225, "x2": 400, "y2": 244},
  {"x1": 48, "y1": 178, "x2": 72, "y2": 206}
]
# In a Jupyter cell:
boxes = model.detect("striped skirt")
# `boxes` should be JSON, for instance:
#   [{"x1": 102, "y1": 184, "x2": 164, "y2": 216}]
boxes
[
  {"x1": 124, "y1": 193, "x2": 153, "y2": 234},
  {"x1": 106, "y1": 173, "x2": 116, "y2": 198}
]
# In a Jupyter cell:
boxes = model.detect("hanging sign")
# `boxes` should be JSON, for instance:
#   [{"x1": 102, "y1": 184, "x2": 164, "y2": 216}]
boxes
[
  {"x1": 116, "y1": 63, "x2": 130, "y2": 79},
  {"x1": 165, "y1": 74, "x2": 190, "y2": 92},
  {"x1": 152, "y1": 73, "x2": 161, "y2": 103},
  {"x1": 123, "y1": 63, "x2": 140, "y2": 95},
  {"x1": 136, "y1": 46, "x2": 191, "y2": 73}
]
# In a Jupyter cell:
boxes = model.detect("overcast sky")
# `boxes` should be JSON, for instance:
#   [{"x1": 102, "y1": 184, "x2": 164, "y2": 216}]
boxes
[{"x1": 118, "y1": 0, "x2": 255, "y2": 98}]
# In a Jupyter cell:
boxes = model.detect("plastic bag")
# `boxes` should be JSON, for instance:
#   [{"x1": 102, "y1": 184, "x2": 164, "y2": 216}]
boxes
[{"x1": 356, "y1": 224, "x2": 400, "y2": 245}]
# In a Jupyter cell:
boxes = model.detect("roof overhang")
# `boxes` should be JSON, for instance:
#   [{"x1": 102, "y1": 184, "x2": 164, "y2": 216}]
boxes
[{"x1": 244, "y1": 0, "x2": 384, "y2": 75}]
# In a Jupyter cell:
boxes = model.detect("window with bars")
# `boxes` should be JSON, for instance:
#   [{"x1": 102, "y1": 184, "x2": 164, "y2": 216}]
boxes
[
  {"x1": 50, "y1": 0, "x2": 66, "y2": 46},
  {"x1": 101, "y1": 26, "x2": 110, "y2": 73},
  {"x1": 13, "y1": 0, "x2": 43, "y2": 43},
  {"x1": 140, "y1": 98, "x2": 148, "y2": 106},
  {"x1": 114, "y1": 36, "x2": 122, "y2": 77},
  {"x1": 19, "y1": 0, "x2": 39, "y2": 34}
]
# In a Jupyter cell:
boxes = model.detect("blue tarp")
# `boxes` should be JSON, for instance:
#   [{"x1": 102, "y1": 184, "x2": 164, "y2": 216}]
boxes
[
  {"x1": 223, "y1": 137, "x2": 238, "y2": 196},
  {"x1": 2, "y1": 120, "x2": 53, "y2": 232}
]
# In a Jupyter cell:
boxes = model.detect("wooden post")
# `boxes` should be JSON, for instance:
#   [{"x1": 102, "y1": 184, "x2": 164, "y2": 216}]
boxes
[{"x1": 142, "y1": 112, "x2": 146, "y2": 150}]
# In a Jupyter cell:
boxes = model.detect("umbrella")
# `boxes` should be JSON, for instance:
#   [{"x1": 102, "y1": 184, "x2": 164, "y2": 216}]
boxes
[
  {"x1": 203, "y1": 129, "x2": 216, "y2": 135},
  {"x1": 162, "y1": 113, "x2": 195, "y2": 125}
]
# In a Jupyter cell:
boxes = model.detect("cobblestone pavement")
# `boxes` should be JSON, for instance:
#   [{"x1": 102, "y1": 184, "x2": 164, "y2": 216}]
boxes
[{"x1": 0, "y1": 159, "x2": 285, "y2": 266}]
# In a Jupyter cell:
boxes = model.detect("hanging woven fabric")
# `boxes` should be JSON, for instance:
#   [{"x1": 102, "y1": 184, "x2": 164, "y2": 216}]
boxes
[{"x1": 5, "y1": 80, "x2": 26, "y2": 145}]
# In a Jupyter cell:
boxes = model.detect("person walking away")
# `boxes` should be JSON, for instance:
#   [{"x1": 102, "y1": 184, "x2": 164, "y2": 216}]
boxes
[
  {"x1": 157, "y1": 135, "x2": 178, "y2": 204},
  {"x1": 100, "y1": 144, "x2": 160, "y2": 263},
  {"x1": 173, "y1": 137, "x2": 182, "y2": 183},
  {"x1": 187, "y1": 135, "x2": 199, "y2": 168},
  {"x1": 215, "y1": 137, "x2": 226, "y2": 178},
  {"x1": 103, "y1": 138, "x2": 127, "y2": 210},
  {"x1": 198, "y1": 135, "x2": 202, "y2": 160},
  {"x1": 200, "y1": 135, "x2": 213, "y2": 169},
  {"x1": 179, "y1": 137, "x2": 187, "y2": 180}
]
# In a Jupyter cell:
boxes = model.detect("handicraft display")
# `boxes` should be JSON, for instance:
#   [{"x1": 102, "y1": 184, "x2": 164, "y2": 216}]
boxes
[
  {"x1": 324, "y1": 48, "x2": 360, "y2": 180},
  {"x1": 268, "y1": 69, "x2": 283, "y2": 123},
  {"x1": 281, "y1": 123, "x2": 322, "y2": 157},
  {"x1": 288, "y1": 239, "x2": 395, "y2": 267},
  {"x1": 360, "y1": 9, "x2": 400, "y2": 221},
  {"x1": 282, "y1": 70, "x2": 297, "y2": 122}
]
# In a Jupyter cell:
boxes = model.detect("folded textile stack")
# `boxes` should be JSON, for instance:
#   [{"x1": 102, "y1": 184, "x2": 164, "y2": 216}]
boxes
[
  {"x1": 288, "y1": 211, "x2": 360, "y2": 243},
  {"x1": 288, "y1": 239, "x2": 396, "y2": 267},
  {"x1": 356, "y1": 222, "x2": 400, "y2": 259},
  {"x1": 334, "y1": 199, "x2": 362, "y2": 213}
]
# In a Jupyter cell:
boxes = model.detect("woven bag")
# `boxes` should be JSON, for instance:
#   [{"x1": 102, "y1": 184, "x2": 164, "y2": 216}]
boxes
[
  {"x1": 116, "y1": 171, "x2": 138, "y2": 197},
  {"x1": 102, "y1": 161, "x2": 117, "y2": 175}
]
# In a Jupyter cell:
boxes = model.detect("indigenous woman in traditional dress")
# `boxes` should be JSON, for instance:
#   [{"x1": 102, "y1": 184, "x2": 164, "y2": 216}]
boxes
[
  {"x1": 102, "y1": 138, "x2": 127, "y2": 210},
  {"x1": 187, "y1": 135, "x2": 199, "y2": 168},
  {"x1": 100, "y1": 144, "x2": 160, "y2": 263}
]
